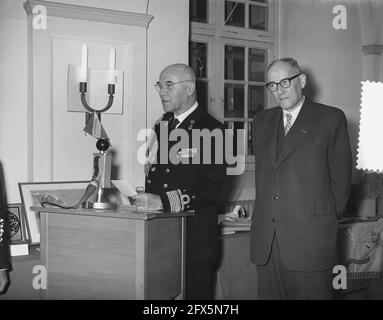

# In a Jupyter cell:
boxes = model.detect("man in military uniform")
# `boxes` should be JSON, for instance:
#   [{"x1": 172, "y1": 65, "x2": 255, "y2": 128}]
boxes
[
  {"x1": 134, "y1": 63, "x2": 226, "y2": 299},
  {"x1": 0, "y1": 163, "x2": 10, "y2": 293}
]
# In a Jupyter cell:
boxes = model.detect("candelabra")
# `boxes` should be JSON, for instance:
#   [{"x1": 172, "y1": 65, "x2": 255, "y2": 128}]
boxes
[{"x1": 79, "y1": 81, "x2": 116, "y2": 210}]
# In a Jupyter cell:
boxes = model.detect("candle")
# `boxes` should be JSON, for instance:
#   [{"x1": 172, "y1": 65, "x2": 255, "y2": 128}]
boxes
[
  {"x1": 80, "y1": 43, "x2": 88, "y2": 82},
  {"x1": 109, "y1": 47, "x2": 116, "y2": 84}
]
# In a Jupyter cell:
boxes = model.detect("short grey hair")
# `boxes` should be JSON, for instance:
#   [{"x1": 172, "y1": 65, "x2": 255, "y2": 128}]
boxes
[{"x1": 267, "y1": 57, "x2": 301, "y2": 74}]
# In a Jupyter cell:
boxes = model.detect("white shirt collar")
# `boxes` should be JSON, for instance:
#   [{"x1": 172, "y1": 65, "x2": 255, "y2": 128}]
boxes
[
  {"x1": 174, "y1": 102, "x2": 198, "y2": 127},
  {"x1": 282, "y1": 96, "x2": 305, "y2": 126}
]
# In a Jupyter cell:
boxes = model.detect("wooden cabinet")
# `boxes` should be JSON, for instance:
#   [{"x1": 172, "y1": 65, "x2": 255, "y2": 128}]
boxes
[{"x1": 215, "y1": 232, "x2": 257, "y2": 300}]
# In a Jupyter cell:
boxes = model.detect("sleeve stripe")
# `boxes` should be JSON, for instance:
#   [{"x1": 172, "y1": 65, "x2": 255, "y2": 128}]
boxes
[{"x1": 166, "y1": 189, "x2": 184, "y2": 212}]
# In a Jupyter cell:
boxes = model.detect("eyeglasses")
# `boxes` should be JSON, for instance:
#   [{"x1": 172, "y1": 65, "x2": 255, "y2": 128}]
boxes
[
  {"x1": 154, "y1": 80, "x2": 191, "y2": 93},
  {"x1": 265, "y1": 74, "x2": 301, "y2": 92}
]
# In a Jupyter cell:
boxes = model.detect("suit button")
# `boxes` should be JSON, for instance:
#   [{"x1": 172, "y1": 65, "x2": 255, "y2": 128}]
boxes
[
  {"x1": 274, "y1": 195, "x2": 279, "y2": 200},
  {"x1": 151, "y1": 166, "x2": 156, "y2": 172},
  {"x1": 165, "y1": 168, "x2": 170, "y2": 173},
  {"x1": 163, "y1": 183, "x2": 168, "y2": 189},
  {"x1": 147, "y1": 179, "x2": 151, "y2": 184}
]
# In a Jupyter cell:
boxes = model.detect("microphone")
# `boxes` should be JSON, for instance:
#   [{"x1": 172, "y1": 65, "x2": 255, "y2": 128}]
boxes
[{"x1": 41, "y1": 178, "x2": 100, "y2": 209}]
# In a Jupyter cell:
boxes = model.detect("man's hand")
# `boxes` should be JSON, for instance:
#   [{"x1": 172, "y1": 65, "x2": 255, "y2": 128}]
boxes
[
  {"x1": 0, "y1": 270, "x2": 9, "y2": 293},
  {"x1": 133, "y1": 193, "x2": 163, "y2": 211}
]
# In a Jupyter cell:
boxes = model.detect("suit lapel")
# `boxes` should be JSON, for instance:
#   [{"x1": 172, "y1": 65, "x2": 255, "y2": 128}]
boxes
[{"x1": 275, "y1": 101, "x2": 314, "y2": 168}]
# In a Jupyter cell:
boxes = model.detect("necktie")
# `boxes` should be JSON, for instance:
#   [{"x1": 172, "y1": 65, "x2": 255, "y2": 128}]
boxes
[
  {"x1": 170, "y1": 117, "x2": 180, "y2": 130},
  {"x1": 284, "y1": 113, "x2": 292, "y2": 135}
]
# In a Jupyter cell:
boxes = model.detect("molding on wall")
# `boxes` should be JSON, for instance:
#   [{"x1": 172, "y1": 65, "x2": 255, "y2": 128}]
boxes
[
  {"x1": 362, "y1": 44, "x2": 383, "y2": 56},
  {"x1": 23, "y1": 0, "x2": 154, "y2": 28}
]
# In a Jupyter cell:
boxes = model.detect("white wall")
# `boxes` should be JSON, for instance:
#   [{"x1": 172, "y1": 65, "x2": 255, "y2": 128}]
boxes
[
  {"x1": 0, "y1": 1, "x2": 28, "y2": 203},
  {"x1": 147, "y1": 0, "x2": 190, "y2": 128},
  {"x1": 279, "y1": 0, "x2": 364, "y2": 181},
  {"x1": 0, "y1": 0, "x2": 189, "y2": 203}
]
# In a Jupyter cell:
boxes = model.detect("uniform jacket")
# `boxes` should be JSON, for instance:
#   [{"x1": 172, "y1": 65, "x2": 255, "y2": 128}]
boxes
[
  {"x1": 250, "y1": 100, "x2": 352, "y2": 271},
  {"x1": 145, "y1": 106, "x2": 226, "y2": 262}
]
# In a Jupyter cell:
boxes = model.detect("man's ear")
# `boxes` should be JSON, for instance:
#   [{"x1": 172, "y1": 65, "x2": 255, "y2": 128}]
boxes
[
  {"x1": 299, "y1": 74, "x2": 307, "y2": 89},
  {"x1": 187, "y1": 81, "x2": 196, "y2": 96}
]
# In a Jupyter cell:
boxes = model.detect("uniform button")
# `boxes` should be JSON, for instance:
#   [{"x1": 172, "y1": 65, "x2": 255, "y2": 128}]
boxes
[
  {"x1": 192, "y1": 195, "x2": 196, "y2": 199},
  {"x1": 273, "y1": 195, "x2": 279, "y2": 200},
  {"x1": 151, "y1": 167, "x2": 156, "y2": 172},
  {"x1": 163, "y1": 183, "x2": 168, "y2": 189},
  {"x1": 165, "y1": 168, "x2": 170, "y2": 173},
  {"x1": 147, "y1": 179, "x2": 151, "y2": 184}
]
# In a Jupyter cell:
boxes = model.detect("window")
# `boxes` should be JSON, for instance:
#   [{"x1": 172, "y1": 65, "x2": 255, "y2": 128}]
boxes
[
  {"x1": 189, "y1": 0, "x2": 276, "y2": 159},
  {"x1": 190, "y1": 0, "x2": 209, "y2": 23},
  {"x1": 189, "y1": 40, "x2": 209, "y2": 111},
  {"x1": 224, "y1": 43, "x2": 267, "y2": 155},
  {"x1": 225, "y1": 0, "x2": 269, "y2": 31}
]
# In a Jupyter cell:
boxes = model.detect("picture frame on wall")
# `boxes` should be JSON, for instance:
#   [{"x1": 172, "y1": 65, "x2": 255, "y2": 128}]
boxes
[{"x1": 18, "y1": 181, "x2": 89, "y2": 245}]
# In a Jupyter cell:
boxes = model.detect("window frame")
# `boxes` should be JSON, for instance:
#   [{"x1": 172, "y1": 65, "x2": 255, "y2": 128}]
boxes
[
  {"x1": 221, "y1": 37, "x2": 273, "y2": 162},
  {"x1": 223, "y1": 0, "x2": 273, "y2": 38},
  {"x1": 189, "y1": 0, "x2": 279, "y2": 164}
]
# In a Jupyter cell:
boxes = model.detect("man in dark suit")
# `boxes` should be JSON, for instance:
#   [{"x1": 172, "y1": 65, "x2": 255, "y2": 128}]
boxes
[
  {"x1": 250, "y1": 57, "x2": 352, "y2": 299},
  {"x1": 134, "y1": 63, "x2": 226, "y2": 299},
  {"x1": 0, "y1": 162, "x2": 10, "y2": 293}
]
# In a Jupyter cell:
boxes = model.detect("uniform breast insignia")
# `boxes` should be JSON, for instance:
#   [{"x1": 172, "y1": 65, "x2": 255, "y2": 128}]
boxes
[
  {"x1": 178, "y1": 148, "x2": 198, "y2": 158},
  {"x1": 187, "y1": 119, "x2": 196, "y2": 131}
]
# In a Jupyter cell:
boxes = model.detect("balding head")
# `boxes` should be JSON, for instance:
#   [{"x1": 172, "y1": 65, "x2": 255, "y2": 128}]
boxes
[
  {"x1": 161, "y1": 63, "x2": 196, "y2": 84},
  {"x1": 157, "y1": 63, "x2": 197, "y2": 115}
]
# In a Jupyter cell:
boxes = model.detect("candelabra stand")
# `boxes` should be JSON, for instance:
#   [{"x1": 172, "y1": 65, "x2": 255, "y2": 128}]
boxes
[{"x1": 79, "y1": 81, "x2": 116, "y2": 210}]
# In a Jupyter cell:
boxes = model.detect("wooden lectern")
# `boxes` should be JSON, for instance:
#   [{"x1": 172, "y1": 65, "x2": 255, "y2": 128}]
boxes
[{"x1": 31, "y1": 206, "x2": 192, "y2": 300}]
